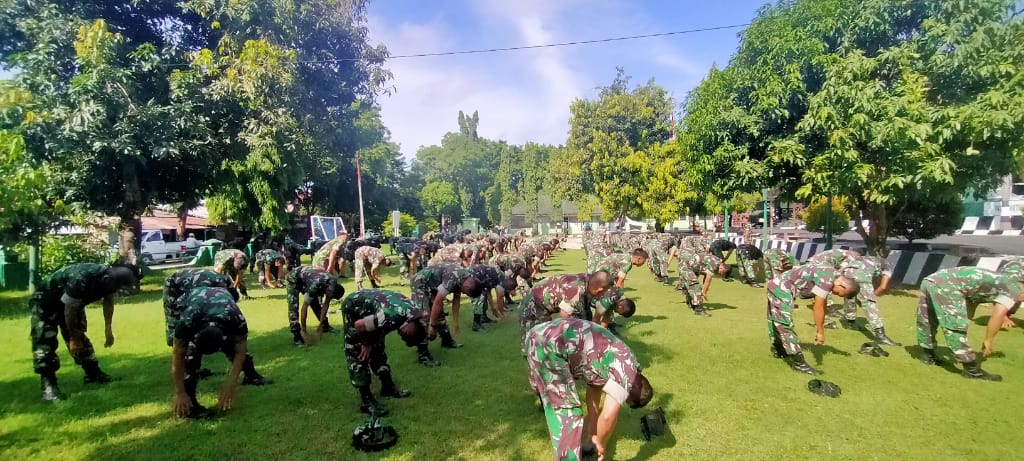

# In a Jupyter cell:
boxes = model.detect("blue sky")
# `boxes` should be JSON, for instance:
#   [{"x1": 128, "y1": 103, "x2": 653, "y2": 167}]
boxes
[{"x1": 366, "y1": 0, "x2": 770, "y2": 159}]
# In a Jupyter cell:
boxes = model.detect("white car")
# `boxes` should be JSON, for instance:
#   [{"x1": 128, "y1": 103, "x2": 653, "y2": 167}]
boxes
[{"x1": 140, "y1": 230, "x2": 193, "y2": 264}]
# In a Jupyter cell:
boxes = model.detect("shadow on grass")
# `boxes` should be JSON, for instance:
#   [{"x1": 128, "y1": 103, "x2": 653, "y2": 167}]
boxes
[
  {"x1": 804, "y1": 344, "x2": 851, "y2": 366},
  {"x1": 902, "y1": 345, "x2": 965, "y2": 376},
  {"x1": 627, "y1": 315, "x2": 669, "y2": 326},
  {"x1": 704, "y1": 302, "x2": 736, "y2": 312}
]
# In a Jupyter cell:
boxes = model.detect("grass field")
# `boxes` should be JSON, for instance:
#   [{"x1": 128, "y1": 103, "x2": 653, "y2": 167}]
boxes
[{"x1": 1, "y1": 248, "x2": 1023, "y2": 460}]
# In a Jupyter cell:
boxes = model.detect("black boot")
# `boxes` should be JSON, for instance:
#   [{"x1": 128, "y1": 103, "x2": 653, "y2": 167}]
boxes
[
  {"x1": 692, "y1": 304, "x2": 711, "y2": 318},
  {"x1": 919, "y1": 348, "x2": 942, "y2": 366},
  {"x1": 747, "y1": 279, "x2": 763, "y2": 288},
  {"x1": 292, "y1": 333, "x2": 306, "y2": 348},
  {"x1": 472, "y1": 315, "x2": 486, "y2": 332},
  {"x1": 480, "y1": 312, "x2": 494, "y2": 324},
  {"x1": 82, "y1": 360, "x2": 117, "y2": 384},
  {"x1": 417, "y1": 344, "x2": 440, "y2": 367},
  {"x1": 787, "y1": 354, "x2": 822, "y2": 375},
  {"x1": 359, "y1": 385, "x2": 389, "y2": 416},
  {"x1": 873, "y1": 327, "x2": 901, "y2": 346},
  {"x1": 841, "y1": 319, "x2": 858, "y2": 330},
  {"x1": 240, "y1": 355, "x2": 272, "y2": 386},
  {"x1": 378, "y1": 370, "x2": 412, "y2": 398},
  {"x1": 40, "y1": 373, "x2": 66, "y2": 401},
  {"x1": 770, "y1": 340, "x2": 786, "y2": 359},
  {"x1": 962, "y1": 361, "x2": 1002, "y2": 381},
  {"x1": 439, "y1": 326, "x2": 463, "y2": 349}
]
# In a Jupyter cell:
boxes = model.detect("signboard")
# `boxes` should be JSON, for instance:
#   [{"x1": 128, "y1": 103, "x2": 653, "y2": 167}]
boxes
[
  {"x1": 392, "y1": 210, "x2": 401, "y2": 237},
  {"x1": 310, "y1": 216, "x2": 347, "y2": 241}
]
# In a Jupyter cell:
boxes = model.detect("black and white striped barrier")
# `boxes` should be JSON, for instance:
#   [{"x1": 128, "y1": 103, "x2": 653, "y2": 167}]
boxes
[{"x1": 957, "y1": 216, "x2": 1023, "y2": 235}]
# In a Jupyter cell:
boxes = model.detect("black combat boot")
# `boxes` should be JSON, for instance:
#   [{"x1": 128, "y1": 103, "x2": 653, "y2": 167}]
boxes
[
  {"x1": 40, "y1": 373, "x2": 66, "y2": 401},
  {"x1": 480, "y1": 312, "x2": 494, "y2": 324},
  {"x1": 841, "y1": 319, "x2": 858, "y2": 330},
  {"x1": 961, "y1": 361, "x2": 1002, "y2": 381},
  {"x1": 747, "y1": 279, "x2": 763, "y2": 288},
  {"x1": 359, "y1": 385, "x2": 389, "y2": 416},
  {"x1": 873, "y1": 327, "x2": 901, "y2": 346},
  {"x1": 770, "y1": 339, "x2": 786, "y2": 359},
  {"x1": 472, "y1": 314, "x2": 487, "y2": 332},
  {"x1": 82, "y1": 360, "x2": 116, "y2": 384},
  {"x1": 787, "y1": 354, "x2": 822, "y2": 375},
  {"x1": 438, "y1": 326, "x2": 463, "y2": 349},
  {"x1": 240, "y1": 355, "x2": 272, "y2": 386},
  {"x1": 692, "y1": 304, "x2": 712, "y2": 318},
  {"x1": 292, "y1": 332, "x2": 306, "y2": 348},
  {"x1": 919, "y1": 348, "x2": 941, "y2": 366},
  {"x1": 184, "y1": 378, "x2": 216, "y2": 419},
  {"x1": 417, "y1": 344, "x2": 440, "y2": 367},
  {"x1": 378, "y1": 370, "x2": 412, "y2": 398}
]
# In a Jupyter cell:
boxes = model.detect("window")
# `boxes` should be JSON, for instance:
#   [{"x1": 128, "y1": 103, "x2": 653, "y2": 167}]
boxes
[{"x1": 146, "y1": 232, "x2": 163, "y2": 242}]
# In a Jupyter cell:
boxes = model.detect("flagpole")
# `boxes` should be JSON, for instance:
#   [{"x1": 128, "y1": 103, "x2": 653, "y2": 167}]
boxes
[{"x1": 355, "y1": 151, "x2": 366, "y2": 239}]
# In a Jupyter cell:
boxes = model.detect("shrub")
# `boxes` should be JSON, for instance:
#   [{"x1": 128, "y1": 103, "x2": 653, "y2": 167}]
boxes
[
  {"x1": 800, "y1": 198, "x2": 851, "y2": 237},
  {"x1": 38, "y1": 235, "x2": 112, "y2": 279}
]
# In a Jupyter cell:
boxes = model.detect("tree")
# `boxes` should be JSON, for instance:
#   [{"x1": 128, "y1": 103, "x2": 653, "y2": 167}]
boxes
[
  {"x1": 379, "y1": 212, "x2": 416, "y2": 237},
  {"x1": 800, "y1": 198, "x2": 851, "y2": 238},
  {"x1": 890, "y1": 196, "x2": 963, "y2": 243},
  {"x1": 0, "y1": 129, "x2": 66, "y2": 245},
  {"x1": 419, "y1": 182, "x2": 460, "y2": 221}
]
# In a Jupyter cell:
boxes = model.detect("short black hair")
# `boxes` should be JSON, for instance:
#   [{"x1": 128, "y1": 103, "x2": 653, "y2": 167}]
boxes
[
  {"x1": 631, "y1": 248, "x2": 649, "y2": 259},
  {"x1": 616, "y1": 298, "x2": 637, "y2": 318},
  {"x1": 195, "y1": 324, "x2": 225, "y2": 355}
]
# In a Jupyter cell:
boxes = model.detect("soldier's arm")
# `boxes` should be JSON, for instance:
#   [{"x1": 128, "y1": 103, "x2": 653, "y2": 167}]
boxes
[
  {"x1": 451, "y1": 292, "x2": 462, "y2": 336},
  {"x1": 219, "y1": 339, "x2": 247, "y2": 412},
  {"x1": 102, "y1": 295, "x2": 115, "y2": 348},
  {"x1": 875, "y1": 275, "x2": 891, "y2": 296},
  {"x1": 812, "y1": 296, "x2": 827, "y2": 345},
  {"x1": 327, "y1": 251, "x2": 339, "y2": 275},
  {"x1": 700, "y1": 272, "x2": 713, "y2": 297},
  {"x1": 171, "y1": 339, "x2": 191, "y2": 417},
  {"x1": 588, "y1": 384, "x2": 623, "y2": 459},
  {"x1": 982, "y1": 303, "x2": 1013, "y2": 357},
  {"x1": 429, "y1": 289, "x2": 448, "y2": 333},
  {"x1": 493, "y1": 287, "x2": 506, "y2": 318}
]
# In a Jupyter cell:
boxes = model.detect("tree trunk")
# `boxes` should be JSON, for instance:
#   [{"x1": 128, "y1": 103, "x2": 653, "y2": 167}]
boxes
[
  {"x1": 119, "y1": 159, "x2": 144, "y2": 264},
  {"x1": 118, "y1": 214, "x2": 141, "y2": 264},
  {"x1": 864, "y1": 203, "x2": 890, "y2": 257},
  {"x1": 176, "y1": 203, "x2": 189, "y2": 240}
]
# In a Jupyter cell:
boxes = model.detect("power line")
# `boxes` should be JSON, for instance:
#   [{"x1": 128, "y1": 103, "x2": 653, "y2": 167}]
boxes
[{"x1": 299, "y1": 23, "x2": 751, "y2": 64}]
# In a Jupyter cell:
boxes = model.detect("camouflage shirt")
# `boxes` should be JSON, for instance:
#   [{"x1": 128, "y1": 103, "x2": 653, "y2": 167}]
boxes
[
  {"x1": 528, "y1": 274, "x2": 590, "y2": 316},
  {"x1": 736, "y1": 244, "x2": 763, "y2": 260},
  {"x1": 677, "y1": 251, "x2": 722, "y2": 275},
  {"x1": 312, "y1": 236, "x2": 346, "y2": 268},
  {"x1": 591, "y1": 253, "x2": 632, "y2": 279},
  {"x1": 808, "y1": 249, "x2": 857, "y2": 271},
  {"x1": 174, "y1": 287, "x2": 248, "y2": 343},
  {"x1": 708, "y1": 239, "x2": 737, "y2": 260},
  {"x1": 411, "y1": 263, "x2": 472, "y2": 296},
  {"x1": 775, "y1": 265, "x2": 839, "y2": 300},
  {"x1": 292, "y1": 266, "x2": 335, "y2": 298},
  {"x1": 682, "y1": 235, "x2": 710, "y2": 253},
  {"x1": 526, "y1": 318, "x2": 639, "y2": 408},
  {"x1": 925, "y1": 267, "x2": 1022, "y2": 307},
  {"x1": 254, "y1": 249, "x2": 283, "y2": 264},
  {"x1": 354, "y1": 246, "x2": 387, "y2": 269},
  {"x1": 42, "y1": 263, "x2": 112, "y2": 306},
  {"x1": 468, "y1": 264, "x2": 506, "y2": 290},
  {"x1": 341, "y1": 289, "x2": 420, "y2": 334},
  {"x1": 429, "y1": 246, "x2": 465, "y2": 266},
  {"x1": 489, "y1": 254, "x2": 527, "y2": 277},
  {"x1": 843, "y1": 256, "x2": 892, "y2": 284},
  {"x1": 214, "y1": 249, "x2": 247, "y2": 274},
  {"x1": 166, "y1": 269, "x2": 232, "y2": 293},
  {"x1": 594, "y1": 286, "x2": 624, "y2": 318}
]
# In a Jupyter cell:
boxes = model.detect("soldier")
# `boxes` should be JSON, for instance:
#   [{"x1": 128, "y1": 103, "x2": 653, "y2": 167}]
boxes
[
  {"x1": 734, "y1": 243, "x2": 764, "y2": 287},
  {"x1": 525, "y1": 318, "x2": 654, "y2": 461},
  {"x1": 171, "y1": 287, "x2": 266, "y2": 419},
  {"x1": 588, "y1": 249, "x2": 649, "y2": 289},
  {"x1": 411, "y1": 263, "x2": 483, "y2": 366},
  {"x1": 916, "y1": 267, "x2": 1024, "y2": 381},
  {"x1": 590, "y1": 286, "x2": 637, "y2": 331},
  {"x1": 675, "y1": 251, "x2": 728, "y2": 317},
  {"x1": 763, "y1": 248, "x2": 798, "y2": 279},
  {"x1": 341, "y1": 290, "x2": 427, "y2": 416},
  {"x1": 682, "y1": 235, "x2": 710, "y2": 254},
  {"x1": 30, "y1": 263, "x2": 141, "y2": 401},
  {"x1": 466, "y1": 264, "x2": 516, "y2": 331},
  {"x1": 708, "y1": 238, "x2": 737, "y2": 262},
  {"x1": 353, "y1": 245, "x2": 392, "y2": 290},
  {"x1": 311, "y1": 232, "x2": 349, "y2": 276},
  {"x1": 280, "y1": 236, "x2": 307, "y2": 269},
  {"x1": 645, "y1": 234, "x2": 678, "y2": 286},
  {"x1": 429, "y1": 245, "x2": 472, "y2": 267},
  {"x1": 286, "y1": 266, "x2": 345, "y2": 347},
  {"x1": 490, "y1": 253, "x2": 533, "y2": 304},
  {"x1": 254, "y1": 249, "x2": 287, "y2": 289},
  {"x1": 519, "y1": 272, "x2": 613, "y2": 347},
  {"x1": 767, "y1": 265, "x2": 859, "y2": 375},
  {"x1": 840, "y1": 256, "x2": 899, "y2": 345},
  {"x1": 807, "y1": 248, "x2": 860, "y2": 270},
  {"x1": 213, "y1": 248, "x2": 250, "y2": 299}
]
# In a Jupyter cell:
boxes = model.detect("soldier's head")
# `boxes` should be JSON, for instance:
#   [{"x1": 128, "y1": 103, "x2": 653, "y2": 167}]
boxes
[
  {"x1": 587, "y1": 271, "x2": 613, "y2": 297},
  {"x1": 460, "y1": 277, "x2": 483, "y2": 298},
  {"x1": 832, "y1": 275, "x2": 859, "y2": 298},
  {"x1": 781, "y1": 258, "x2": 795, "y2": 272},
  {"x1": 399, "y1": 313, "x2": 427, "y2": 347},
  {"x1": 273, "y1": 256, "x2": 286, "y2": 267},
  {"x1": 195, "y1": 323, "x2": 226, "y2": 355},
  {"x1": 615, "y1": 298, "x2": 637, "y2": 318},
  {"x1": 631, "y1": 248, "x2": 649, "y2": 266},
  {"x1": 338, "y1": 232, "x2": 349, "y2": 243},
  {"x1": 381, "y1": 256, "x2": 393, "y2": 267},
  {"x1": 326, "y1": 280, "x2": 346, "y2": 300},
  {"x1": 104, "y1": 265, "x2": 142, "y2": 295},
  {"x1": 716, "y1": 263, "x2": 731, "y2": 277},
  {"x1": 502, "y1": 276, "x2": 518, "y2": 293},
  {"x1": 626, "y1": 371, "x2": 654, "y2": 409},
  {"x1": 232, "y1": 254, "x2": 247, "y2": 271}
]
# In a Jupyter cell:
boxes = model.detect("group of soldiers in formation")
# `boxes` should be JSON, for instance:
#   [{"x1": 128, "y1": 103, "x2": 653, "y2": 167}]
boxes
[{"x1": 25, "y1": 224, "x2": 1023, "y2": 460}]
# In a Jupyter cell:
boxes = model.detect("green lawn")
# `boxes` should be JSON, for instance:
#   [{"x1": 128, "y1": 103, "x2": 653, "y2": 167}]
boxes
[{"x1": 1, "y1": 249, "x2": 1022, "y2": 460}]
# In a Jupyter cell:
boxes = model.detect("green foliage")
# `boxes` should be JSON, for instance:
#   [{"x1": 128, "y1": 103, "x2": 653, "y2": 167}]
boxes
[
  {"x1": 379, "y1": 212, "x2": 417, "y2": 237},
  {"x1": 419, "y1": 182, "x2": 460, "y2": 219},
  {"x1": 889, "y1": 196, "x2": 963, "y2": 243},
  {"x1": 800, "y1": 198, "x2": 851, "y2": 237},
  {"x1": 420, "y1": 216, "x2": 440, "y2": 233},
  {"x1": 0, "y1": 129, "x2": 67, "y2": 245},
  {"x1": 37, "y1": 234, "x2": 111, "y2": 279}
]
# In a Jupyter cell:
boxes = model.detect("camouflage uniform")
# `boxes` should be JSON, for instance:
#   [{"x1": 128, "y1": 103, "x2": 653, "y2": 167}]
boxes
[
  {"x1": 525, "y1": 318, "x2": 640, "y2": 461},
  {"x1": 429, "y1": 246, "x2": 466, "y2": 266},
  {"x1": 520, "y1": 274, "x2": 593, "y2": 350},
  {"x1": 311, "y1": 236, "x2": 345, "y2": 271},
  {"x1": 916, "y1": 267, "x2": 1022, "y2": 363},
  {"x1": 29, "y1": 263, "x2": 112, "y2": 374},
  {"x1": 675, "y1": 251, "x2": 722, "y2": 307},
  {"x1": 766, "y1": 266, "x2": 839, "y2": 357},
  {"x1": 173, "y1": 287, "x2": 251, "y2": 408},
  {"x1": 807, "y1": 249, "x2": 856, "y2": 271},
  {"x1": 213, "y1": 249, "x2": 249, "y2": 297},
  {"x1": 409, "y1": 263, "x2": 473, "y2": 329},
  {"x1": 281, "y1": 237, "x2": 306, "y2": 268},
  {"x1": 468, "y1": 264, "x2": 507, "y2": 316},
  {"x1": 708, "y1": 239, "x2": 736, "y2": 261},
  {"x1": 163, "y1": 269, "x2": 233, "y2": 346},
  {"x1": 588, "y1": 252, "x2": 632, "y2": 281},
  {"x1": 254, "y1": 249, "x2": 284, "y2": 285},
  {"x1": 284, "y1": 267, "x2": 337, "y2": 340},
  {"x1": 842, "y1": 256, "x2": 891, "y2": 329},
  {"x1": 763, "y1": 249, "x2": 798, "y2": 279},
  {"x1": 353, "y1": 246, "x2": 387, "y2": 290},
  {"x1": 592, "y1": 286, "x2": 625, "y2": 326},
  {"x1": 734, "y1": 244, "x2": 763, "y2": 282},
  {"x1": 490, "y1": 254, "x2": 531, "y2": 297},
  {"x1": 341, "y1": 290, "x2": 421, "y2": 387},
  {"x1": 681, "y1": 235, "x2": 710, "y2": 253}
]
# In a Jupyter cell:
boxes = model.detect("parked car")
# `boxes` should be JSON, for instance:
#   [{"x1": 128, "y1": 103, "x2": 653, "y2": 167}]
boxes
[{"x1": 140, "y1": 230, "x2": 193, "y2": 264}]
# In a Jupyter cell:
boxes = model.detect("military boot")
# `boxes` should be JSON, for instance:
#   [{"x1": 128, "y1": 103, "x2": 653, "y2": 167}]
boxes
[
  {"x1": 770, "y1": 339, "x2": 786, "y2": 359},
  {"x1": 919, "y1": 348, "x2": 942, "y2": 365},
  {"x1": 292, "y1": 333, "x2": 306, "y2": 347},
  {"x1": 240, "y1": 355, "x2": 272, "y2": 386},
  {"x1": 692, "y1": 304, "x2": 712, "y2": 318},
  {"x1": 480, "y1": 312, "x2": 495, "y2": 324},
  {"x1": 358, "y1": 386, "x2": 389, "y2": 416},
  {"x1": 378, "y1": 370, "x2": 412, "y2": 398},
  {"x1": 82, "y1": 360, "x2": 117, "y2": 384},
  {"x1": 787, "y1": 354, "x2": 822, "y2": 375},
  {"x1": 40, "y1": 373, "x2": 66, "y2": 401},
  {"x1": 747, "y1": 279, "x2": 763, "y2": 288},
  {"x1": 873, "y1": 327, "x2": 901, "y2": 346},
  {"x1": 962, "y1": 361, "x2": 1002, "y2": 381},
  {"x1": 438, "y1": 326, "x2": 463, "y2": 349},
  {"x1": 472, "y1": 314, "x2": 487, "y2": 332},
  {"x1": 417, "y1": 344, "x2": 440, "y2": 367}
]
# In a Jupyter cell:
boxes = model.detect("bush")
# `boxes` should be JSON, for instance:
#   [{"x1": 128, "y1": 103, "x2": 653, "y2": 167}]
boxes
[
  {"x1": 379, "y1": 212, "x2": 418, "y2": 237},
  {"x1": 800, "y1": 198, "x2": 851, "y2": 237},
  {"x1": 890, "y1": 196, "x2": 963, "y2": 243},
  {"x1": 421, "y1": 217, "x2": 440, "y2": 233},
  {"x1": 38, "y1": 235, "x2": 112, "y2": 279}
]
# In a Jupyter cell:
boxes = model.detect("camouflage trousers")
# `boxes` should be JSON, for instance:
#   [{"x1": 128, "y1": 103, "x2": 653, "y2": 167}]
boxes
[
  {"x1": 163, "y1": 280, "x2": 186, "y2": 347},
  {"x1": 766, "y1": 286, "x2": 801, "y2": 356},
  {"x1": 30, "y1": 292, "x2": 95, "y2": 375},
  {"x1": 736, "y1": 253, "x2": 760, "y2": 281},
  {"x1": 182, "y1": 337, "x2": 258, "y2": 405},
  {"x1": 285, "y1": 272, "x2": 330, "y2": 337},
  {"x1": 519, "y1": 297, "x2": 548, "y2": 355},
  {"x1": 255, "y1": 261, "x2": 281, "y2": 285},
  {"x1": 543, "y1": 405, "x2": 585, "y2": 461},
  {"x1": 844, "y1": 286, "x2": 885, "y2": 330},
  {"x1": 353, "y1": 259, "x2": 369, "y2": 290},
  {"x1": 343, "y1": 327, "x2": 389, "y2": 388},
  {"x1": 675, "y1": 268, "x2": 704, "y2": 307},
  {"x1": 916, "y1": 280, "x2": 975, "y2": 363},
  {"x1": 399, "y1": 254, "x2": 410, "y2": 279},
  {"x1": 646, "y1": 248, "x2": 669, "y2": 278}
]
